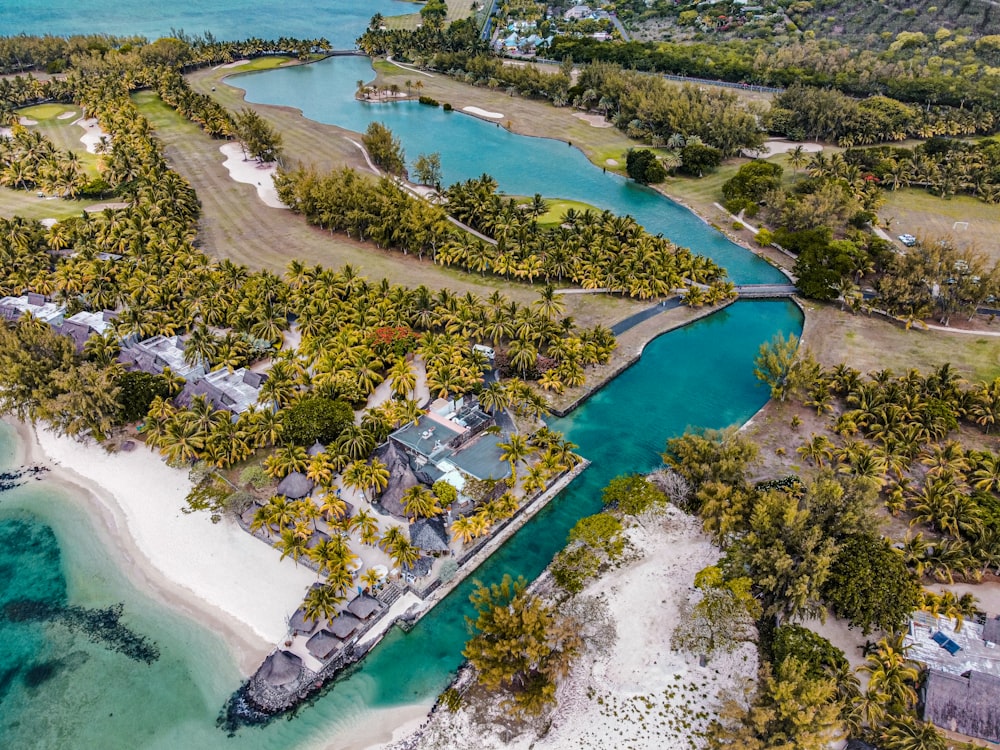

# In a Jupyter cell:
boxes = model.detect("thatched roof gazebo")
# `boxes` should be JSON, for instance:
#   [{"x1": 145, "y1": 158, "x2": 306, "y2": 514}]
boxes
[
  {"x1": 306, "y1": 629, "x2": 342, "y2": 661},
  {"x1": 277, "y1": 471, "x2": 314, "y2": 500},
  {"x1": 258, "y1": 650, "x2": 303, "y2": 688},
  {"x1": 307, "y1": 441, "x2": 326, "y2": 456},
  {"x1": 328, "y1": 612, "x2": 363, "y2": 640},
  {"x1": 374, "y1": 442, "x2": 423, "y2": 518},
  {"x1": 409, "y1": 516, "x2": 450, "y2": 552},
  {"x1": 288, "y1": 606, "x2": 318, "y2": 636},
  {"x1": 403, "y1": 556, "x2": 434, "y2": 579},
  {"x1": 346, "y1": 594, "x2": 381, "y2": 620}
]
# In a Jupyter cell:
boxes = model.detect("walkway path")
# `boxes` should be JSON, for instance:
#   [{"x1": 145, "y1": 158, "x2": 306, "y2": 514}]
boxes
[
  {"x1": 385, "y1": 56, "x2": 435, "y2": 78},
  {"x1": 610, "y1": 297, "x2": 682, "y2": 335}
]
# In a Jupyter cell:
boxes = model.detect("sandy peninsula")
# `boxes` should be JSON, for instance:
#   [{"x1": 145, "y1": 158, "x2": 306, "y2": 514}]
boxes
[
  {"x1": 10, "y1": 419, "x2": 315, "y2": 673},
  {"x1": 397, "y1": 507, "x2": 757, "y2": 750}
]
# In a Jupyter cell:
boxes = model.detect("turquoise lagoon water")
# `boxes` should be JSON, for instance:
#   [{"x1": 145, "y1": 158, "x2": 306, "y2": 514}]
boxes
[
  {"x1": 236, "y1": 56, "x2": 788, "y2": 285},
  {"x1": 0, "y1": 301, "x2": 802, "y2": 749},
  {"x1": 0, "y1": 0, "x2": 419, "y2": 48},
  {"x1": 2, "y1": 4, "x2": 802, "y2": 745}
]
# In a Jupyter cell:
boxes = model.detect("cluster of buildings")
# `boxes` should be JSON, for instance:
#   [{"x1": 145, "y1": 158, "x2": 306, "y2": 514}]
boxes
[
  {"x1": 0, "y1": 293, "x2": 265, "y2": 417},
  {"x1": 905, "y1": 611, "x2": 1000, "y2": 745},
  {"x1": 494, "y1": 4, "x2": 617, "y2": 55}
]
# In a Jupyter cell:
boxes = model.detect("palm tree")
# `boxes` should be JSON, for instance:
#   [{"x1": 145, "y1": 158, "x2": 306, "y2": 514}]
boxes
[
  {"x1": 360, "y1": 567, "x2": 383, "y2": 591},
  {"x1": 451, "y1": 514, "x2": 480, "y2": 544},
  {"x1": 302, "y1": 583, "x2": 345, "y2": 623},
  {"x1": 796, "y1": 433, "x2": 834, "y2": 468},
  {"x1": 350, "y1": 508, "x2": 381, "y2": 545},
  {"x1": 401, "y1": 485, "x2": 442, "y2": 520},
  {"x1": 498, "y1": 433, "x2": 534, "y2": 479},
  {"x1": 390, "y1": 537, "x2": 421, "y2": 571},
  {"x1": 276, "y1": 528, "x2": 308, "y2": 565},
  {"x1": 878, "y1": 717, "x2": 946, "y2": 750}
]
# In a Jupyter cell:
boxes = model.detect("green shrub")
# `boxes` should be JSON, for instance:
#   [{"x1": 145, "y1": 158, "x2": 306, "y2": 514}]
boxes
[
  {"x1": 280, "y1": 396, "x2": 354, "y2": 446},
  {"x1": 238, "y1": 464, "x2": 271, "y2": 489}
]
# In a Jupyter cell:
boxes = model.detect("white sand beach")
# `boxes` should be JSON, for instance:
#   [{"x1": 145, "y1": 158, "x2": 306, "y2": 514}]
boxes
[
  {"x1": 12, "y1": 420, "x2": 315, "y2": 672},
  {"x1": 401, "y1": 508, "x2": 757, "y2": 750},
  {"x1": 220, "y1": 142, "x2": 286, "y2": 209},
  {"x1": 462, "y1": 106, "x2": 503, "y2": 120},
  {"x1": 74, "y1": 116, "x2": 109, "y2": 154}
]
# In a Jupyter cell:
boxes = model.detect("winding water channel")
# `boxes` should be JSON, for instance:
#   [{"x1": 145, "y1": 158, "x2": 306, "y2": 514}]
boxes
[{"x1": 1, "y1": 31, "x2": 802, "y2": 750}]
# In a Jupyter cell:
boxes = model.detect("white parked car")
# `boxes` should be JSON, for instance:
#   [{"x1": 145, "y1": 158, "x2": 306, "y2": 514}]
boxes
[
  {"x1": 472, "y1": 344, "x2": 495, "y2": 360},
  {"x1": 898, "y1": 234, "x2": 917, "y2": 247}
]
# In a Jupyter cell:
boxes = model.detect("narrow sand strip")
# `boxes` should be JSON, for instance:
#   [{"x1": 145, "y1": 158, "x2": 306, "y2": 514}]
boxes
[
  {"x1": 74, "y1": 117, "x2": 109, "y2": 154},
  {"x1": 19, "y1": 422, "x2": 315, "y2": 664},
  {"x1": 220, "y1": 142, "x2": 286, "y2": 208},
  {"x1": 218, "y1": 58, "x2": 251, "y2": 69},
  {"x1": 462, "y1": 106, "x2": 503, "y2": 120},
  {"x1": 57, "y1": 110, "x2": 77, "y2": 120}
]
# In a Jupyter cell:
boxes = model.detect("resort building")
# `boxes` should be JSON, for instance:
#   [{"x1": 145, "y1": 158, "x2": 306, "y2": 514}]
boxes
[
  {"x1": 53, "y1": 309, "x2": 117, "y2": 351},
  {"x1": 922, "y1": 670, "x2": 1000, "y2": 744},
  {"x1": 387, "y1": 396, "x2": 508, "y2": 482},
  {"x1": 0, "y1": 293, "x2": 66, "y2": 325},
  {"x1": 119, "y1": 334, "x2": 205, "y2": 380},
  {"x1": 905, "y1": 611, "x2": 1000, "y2": 745},
  {"x1": 174, "y1": 367, "x2": 265, "y2": 415}
]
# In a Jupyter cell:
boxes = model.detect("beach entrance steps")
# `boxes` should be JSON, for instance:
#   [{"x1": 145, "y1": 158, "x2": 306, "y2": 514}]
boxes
[{"x1": 377, "y1": 581, "x2": 404, "y2": 607}]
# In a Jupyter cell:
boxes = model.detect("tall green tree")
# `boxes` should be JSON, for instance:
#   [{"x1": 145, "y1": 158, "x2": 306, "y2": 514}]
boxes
[{"x1": 463, "y1": 574, "x2": 581, "y2": 715}]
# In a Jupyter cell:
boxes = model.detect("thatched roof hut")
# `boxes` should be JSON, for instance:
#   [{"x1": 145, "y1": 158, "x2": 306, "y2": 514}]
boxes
[
  {"x1": 258, "y1": 650, "x2": 302, "y2": 688},
  {"x1": 346, "y1": 593, "x2": 381, "y2": 620},
  {"x1": 328, "y1": 612, "x2": 362, "y2": 640},
  {"x1": 374, "y1": 442, "x2": 424, "y2": 518},
  {"x1": 288, "y1": 606, "x2": 318, "y2": 636},
  {"x1": 845, "y1": 740, "x2": 877, "y2": 750},
  {"x1": 277, "y1": 471, "x2": 314, "y2": 500},
  {"x1": 306, "y1": 629, "x2": 342, "y2": 661},
  {"x1": 307, "y1": 441, "x2": 326, "y2": 456},
  {"x1": 923, "y1": 669, "x2": 1000, "y2": 743},
  {"x1": 409, "y1": 516, "x2": 450, "y2": 552}
]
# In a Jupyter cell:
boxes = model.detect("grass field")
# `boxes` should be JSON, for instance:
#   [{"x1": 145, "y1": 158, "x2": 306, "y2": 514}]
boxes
[
  {"x1": 803, "y1": 301, "x2": 1000, "y2": 383},
  {"x1": 536, "y1": 198, "x2": 601, "y2": 227},
  {"x1": 14, "y1": 102, "x2": 101, "y2": 179},
  {"x1": 132, "y1": 82, "x2": 641, "y2": 330},
  {"x1": 882, "y1": 189, "x2": 1000, "y2": 263},
  {"x1": 382, "y1": 0, "x2": 477, "y2": 30}
]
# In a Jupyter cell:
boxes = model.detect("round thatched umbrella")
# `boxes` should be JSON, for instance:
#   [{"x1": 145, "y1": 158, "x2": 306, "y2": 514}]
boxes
[{"x1": 259, "y1": 650, "x2": 302, "y2": 688}]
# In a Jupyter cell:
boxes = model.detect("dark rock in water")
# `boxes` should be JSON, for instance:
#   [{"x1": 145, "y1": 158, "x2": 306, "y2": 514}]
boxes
[
  {"x1": 2, "y1": 599, "x2": 160, "y2": 664},
  {"x1": 0, "y1": 464, "x2": 49, "y2": 494},
  {"x1": 0, "y1": 666, "x2": 18, "y2": 705},
  {"x1": 24, "y1": 659, "x2": 62, "y2": 688}
]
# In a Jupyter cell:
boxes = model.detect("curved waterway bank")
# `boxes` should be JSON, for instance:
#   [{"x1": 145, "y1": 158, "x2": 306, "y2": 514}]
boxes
[
  {"x1": 234, "y1": 55, "x2": 787, "y2": 286},
  {"x1": 0, "y1": 301, "x2": 802, "y2": 749}
]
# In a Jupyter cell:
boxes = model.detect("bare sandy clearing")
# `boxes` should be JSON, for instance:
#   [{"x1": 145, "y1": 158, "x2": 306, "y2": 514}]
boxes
[
  {"x1": 573, "y1": 112, "x2": 612, "y2": 128},
  {"x1": 219, "y1": 142, "x2": 286, "y2": 209}
]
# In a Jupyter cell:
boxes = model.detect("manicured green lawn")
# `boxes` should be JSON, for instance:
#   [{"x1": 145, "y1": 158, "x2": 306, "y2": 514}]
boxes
[
  {"x1": 536, "y1": 198, "x2": 602, "y2": 227},
  {"x1": 18, "y1": 103, "x2": 70, "y2": 120},
  {"x1": 882, "y1": 188, "x2": 1000, "y2": 262}
]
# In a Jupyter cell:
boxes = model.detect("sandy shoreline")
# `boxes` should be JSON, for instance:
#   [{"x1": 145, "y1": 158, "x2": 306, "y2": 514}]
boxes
[{"x1": 6, "y1": 418, "x2": 314, "y2": 675}]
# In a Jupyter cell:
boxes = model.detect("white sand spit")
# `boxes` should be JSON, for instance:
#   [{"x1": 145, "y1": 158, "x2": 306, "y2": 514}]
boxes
[
  {"x1": 401, "y1": 509, "x2": 758, "y2": 750},
  {"x1": 462, "y1": 106, "x2": 503, "y2": 120},
  {"x1": 74, "y1": 117, "x2": 109, "y2": 154},
  {"x1": 573, "y1": 112, "x2": 612, "y2": 128},
  {"x1": 31, "y1": 427, "x2": 315, "y2": 648},
  {"x1": 57, "y1": 110, "x2": 77, "y2": 120},
  {"x1": 219, "y1": 142, "x2": 286, "y2": 209},
  {"x1": 746, "y1": 140, "x2": 824, "y2": 158}
]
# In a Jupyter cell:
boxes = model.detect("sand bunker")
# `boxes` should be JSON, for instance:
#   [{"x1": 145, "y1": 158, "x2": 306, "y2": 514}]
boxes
[
  {"x1": 219, "y1": 142, "x2": 286, "y2": 209},
  {"x1": 219, "y1": 58, "x2": 251, "y2": 69},
  {"x1": 573, "y1": 112, "x2": 612, "y2": 128},
  {"x1": 605, "y1": 158, "x2": 618, "y2": 166},
  {"x1": 57, "y1": 110, "x2": 77, "y2": 120},
  {"x1": 462, "y1": 106, "x2": 504, "y2": 119},
  {"x1": 746, "y1": 140, "x2": 824, "y2": 158},
  {"x1": 18, "y1": 117, "x2": 37, "y2": 126},
  {"x1": 74, "y1": 117, "x2": 109, "y2": 154}
]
